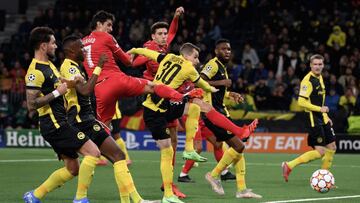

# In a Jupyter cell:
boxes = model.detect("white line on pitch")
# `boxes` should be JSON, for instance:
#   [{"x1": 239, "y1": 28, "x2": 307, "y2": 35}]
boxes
[
  {"x1": 1, "y1": 158, "x2": 360, "y2": 169},
  {"x1": 263, "y1": 195, "x2": 360, "y2": 203}
]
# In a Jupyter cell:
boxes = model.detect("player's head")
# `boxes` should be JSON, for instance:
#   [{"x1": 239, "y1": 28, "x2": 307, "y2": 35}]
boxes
[
  {"x1": 180, "y1": 43, "x2": 200, "y2": 67},
  {"x1": 215, "y1": 39, "x2": 231, "y2": 63},
  {"x1": 29, "y1": 26, "x2": 57, "y2": 59},
  {"x1": 309, "y1": 54, "x2": 324, "y2": 76},
  {"x1": 62, "y1": 35, "x2": 84, "y2": 62},
  {"x1": 91, "y1": 10, "x2": 115, "y2": 33},
  {"x1": 151, "y1": 22, "x2": 169, "y2": 46}
]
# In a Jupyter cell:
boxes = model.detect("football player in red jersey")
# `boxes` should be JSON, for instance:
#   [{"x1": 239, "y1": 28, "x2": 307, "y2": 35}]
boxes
[
  {"x1": 82, "y1": 10, "x2": 186, "y2": 128},
  {"x1": 132, "y1": 7, "x2": 186, "y2": 198}
]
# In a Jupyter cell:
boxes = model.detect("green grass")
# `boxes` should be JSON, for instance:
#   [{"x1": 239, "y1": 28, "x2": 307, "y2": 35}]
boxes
[{"x1": 0, "y1": 148, "x2": 359, "y2": 202}]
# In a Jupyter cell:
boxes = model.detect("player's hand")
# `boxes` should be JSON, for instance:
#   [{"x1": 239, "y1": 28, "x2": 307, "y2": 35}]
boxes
[
  {"x1": 73, "y1": 74, "x2": 85, "y2": 84},
  {"x1": 223, "y1": 79, "x2": 232, "y2": 88},
  {"x1": 175, "y1": 7, "x2": 184, "y2": 17},
  {"x1": 56, "y1": 82, "x2": 68, "y2": 95},
  {"x1": 320, "y1": 106, "x2": 329, "y2": 113},
  {"x1": 229, "y1": 92, "x2": 244, "y2": 104},
  {"x1": 97, "y1": 54, "x2": 108, "y2": 68},
  {"x1": 210, "y1": 86, "x2": 219, "y2": 93},
  {"x1": 59, "y1": 77, "x2": 76, "y2": 88}
]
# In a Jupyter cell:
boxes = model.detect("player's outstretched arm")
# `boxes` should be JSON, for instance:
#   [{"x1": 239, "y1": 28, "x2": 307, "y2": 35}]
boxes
[
  {"x1": 195, "y1": 77, "x2": 218, "y2": 93},
  {"x1": 128, "y1": 48, "x2": 161, "y2": 62},
  {"x1": 167, "y1": 6, "x2": 184, "y2": 44},
  {"x1": 75, "y1": 54, "x2": 107, "y2": 96}
]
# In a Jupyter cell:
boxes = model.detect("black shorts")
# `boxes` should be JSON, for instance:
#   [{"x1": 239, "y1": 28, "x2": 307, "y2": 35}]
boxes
[
  {"x1": 75, "y1": 120, "x2": 110, "y2": 148},
  {"x1": 42, "y1": 123, "x2": 89, "y2": 159},
  {"x1": 202, "y1": 115, "x2": 234, "y2": 142},
  {"x1": 143, "y1": 102, "x2": 186, "y2": 140},
  {"x1": 111, "y1": 119, "x2": 121, "y2": 135},
  {"x1": 307, "y1": 123, "x2": 336, "y2": 148}
]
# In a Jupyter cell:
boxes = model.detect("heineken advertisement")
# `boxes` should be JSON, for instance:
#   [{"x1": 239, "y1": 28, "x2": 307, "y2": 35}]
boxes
[{"x1": 1, "y1": 129, "x2": 51, "y2": 148}]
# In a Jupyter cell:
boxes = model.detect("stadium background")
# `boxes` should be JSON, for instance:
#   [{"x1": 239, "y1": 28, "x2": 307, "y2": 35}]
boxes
[{"x1": 0, "y1": 0, "x2": 359, "y2": 202}]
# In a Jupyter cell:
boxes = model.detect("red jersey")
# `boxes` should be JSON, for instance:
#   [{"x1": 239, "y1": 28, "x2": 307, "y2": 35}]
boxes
[
  {"x1": 132, "y1": 16, "x2": 179, "y2": 80},
  {"x1": 82, "y1": 31, "x2": 131, "y2": 82}
]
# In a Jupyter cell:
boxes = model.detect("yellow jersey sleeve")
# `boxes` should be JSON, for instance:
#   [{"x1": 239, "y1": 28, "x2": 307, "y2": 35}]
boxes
[
  {"x1": 201, "y1": 60, "x2": 218, "y2": 79},
  {"x1": 60, "y1": 63, "x2": 81, "y2": 80},
  {"x1": 25, "y1": 69, "x2": 45, "y2": 89},
  {"x1": 299, "y1": 80, "x2": 312, "y2": 98}
]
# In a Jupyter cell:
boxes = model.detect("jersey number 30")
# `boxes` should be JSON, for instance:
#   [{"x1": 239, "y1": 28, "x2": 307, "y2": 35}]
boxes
[{"x1": 155, "y1": 61, "x2": 181, "y2": 85}]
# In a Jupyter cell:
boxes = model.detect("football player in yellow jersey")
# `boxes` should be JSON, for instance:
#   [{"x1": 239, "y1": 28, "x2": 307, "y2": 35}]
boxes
[
  {"x1": 129, "y1": 43, "x2": 253, "y2": 203},
  {"x1": 23, "y1": 27, "x2": 101, "y2": 203},
  {"x1": 201, "y1": 39, "x2": 261, "y2": 198},
  {"x1": 282, "y1": 54, "x2": 336, "y2": 183},
  {"x1": 59, "y1": 35, "x2": 159, "y2": 203}
]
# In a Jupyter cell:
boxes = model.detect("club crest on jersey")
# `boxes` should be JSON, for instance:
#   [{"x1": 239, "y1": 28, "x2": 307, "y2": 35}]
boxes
[
  {"x1": 317, "y1": 137, "x2": 323, "y2": 143},
  {"x1": 204, "y1": 65, "x2": 212, "y2": 73},
  {"x1": 77, "y1": 132, "x2": 85, "y2": 140},
  {"x1": 69, "y1": 67, "x2": 77, "y2": 74},
  {"x1": 301, "y1": 85, "x2": 308, "y2": 92},
  {"x1": 93, "y1": 124, "x2": 101, "y2": 131},
  {"x1": 28, "y1": 74, "x2": 36, "y2": 81}
]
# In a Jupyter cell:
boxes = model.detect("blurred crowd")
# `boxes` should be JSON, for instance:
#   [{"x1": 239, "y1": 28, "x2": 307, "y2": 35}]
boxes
[{"x1": 0, "y1": 0, "x2": 359, "y2": 129}]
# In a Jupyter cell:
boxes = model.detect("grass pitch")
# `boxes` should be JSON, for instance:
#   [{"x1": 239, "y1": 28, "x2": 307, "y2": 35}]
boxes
[{"x1": 0, "y1": 148, "x2": 359, "y2": 202}]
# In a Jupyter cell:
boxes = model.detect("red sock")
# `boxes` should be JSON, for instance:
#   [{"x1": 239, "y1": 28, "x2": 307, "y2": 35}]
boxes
[
  {"x1": 172, "y1": 147, "x2": 176, "y2": 166},
  {"x1": 205, "y1": 108, "x2": 242, "y2": 136},
  {"x1": 182, "y1": 159, "x2": 195, "y2": 174},
  {"x1": 213, "y1": 147, "x2": 224, "y2": 162},
  {"x1": 154, "y1": 84, "x2": 183, "y2": 100}
]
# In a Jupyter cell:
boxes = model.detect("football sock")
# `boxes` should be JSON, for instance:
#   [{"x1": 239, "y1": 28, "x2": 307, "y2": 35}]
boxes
[
  {"x1": 154, "y1": 84, "x2": 183, "y2": 101},
  {"x1": 113, "y1": 160, "x2": 142, "y2": 203},
  {"x1": 75, "y1": 156, "x2": 98, "y2": 199},
  {"x1": 116, "y1": 138, "x2": 130, "y2": 161},
  {"x1": 211, "y1": 148, "x2": 238, "y2": 178},
  {"x1": 182, "y1": 159, "x2": 195, "y2": 174},
  {"x1": 233, "y1": 153, "x2": 247, "y2": 191},
  {"x1": 161, "y1": 147, "x2": 174, "y2": 198},
  {"x1": 287, "y1": 150, "x2": 322, "y2": 169},
  {"x1": 214, "y1": 147, "x2": 224, "y2": 162},
  {"x1": 205, "y1": 109, "x2": 244, "y2": 138},
  {"x1": 321, "y1": 148, "x2": 336, "y2": 169},
  {"x1": 33, "y1": 167, "x2": 73, "y2": 199},
  {"x1": 185, "y1": 103, "x2": 200, "y2": 152}
]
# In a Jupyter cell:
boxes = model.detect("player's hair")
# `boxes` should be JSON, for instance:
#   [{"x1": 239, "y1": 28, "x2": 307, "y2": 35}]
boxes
[
  {"x1": 62, "y1": 35, "x2": 81, "y2": 48},
  {"x1": 180, "y1": 43, "x2": 200, "y2": 56},
  {"x1": 90, "y1": 10, "x2": 115, "y2": 30},
  {"x1": 151, "y1": 22, "x2": 169, "y2": 34},
  {"x1": 309, "y1": 54, "x2": 324, "y2": 63},
  {"x1": 215, "y1": 38, "x2": 230, "y2": 46},
  {"x1": 29, "y1": 26, "x2": 55, "y2": 51}
]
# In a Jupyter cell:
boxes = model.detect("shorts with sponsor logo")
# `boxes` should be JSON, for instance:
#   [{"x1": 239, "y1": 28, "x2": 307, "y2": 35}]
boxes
[
  {"x1": 144, "y1": 102, "x2": 185, "y2": 140},
  {"x1": 75, "y1": 120, "x2": 110, "y2": 148},
  {"x1": 95, "y1": 72, "x2": 148, "y2": 123},
  {"x1": 42, "y1": 123, "x2": 89, "y2": 159},
  {"x1": 307, "y1": 123, "x2": 336, "y2": 148}
]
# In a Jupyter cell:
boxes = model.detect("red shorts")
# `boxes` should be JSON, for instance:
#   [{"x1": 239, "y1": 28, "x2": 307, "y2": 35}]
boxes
[
  {"x1": 95, "y1": 73, "x2": 148, "y2": 123},
  {"x1": 181, "y1": 116, "x2": 213, "y2": 141}
]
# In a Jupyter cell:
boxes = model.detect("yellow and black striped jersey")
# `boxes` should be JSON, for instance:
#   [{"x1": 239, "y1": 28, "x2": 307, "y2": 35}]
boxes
[
  {"x1": 201, "y1": 57, "x2": 230, "y2": 116},
  {"x1": 298, "y1": 71, "x2": 329, "y2": 127},
  {"x1": 60, "y1": 58, "x2": 95, "y2": 124},
  {"x1": 25, "y1": 58, "x2": 67, "y2": 134},
  {"x1": 143, "y1": 53, "x2": 200, "y2": 112}
]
